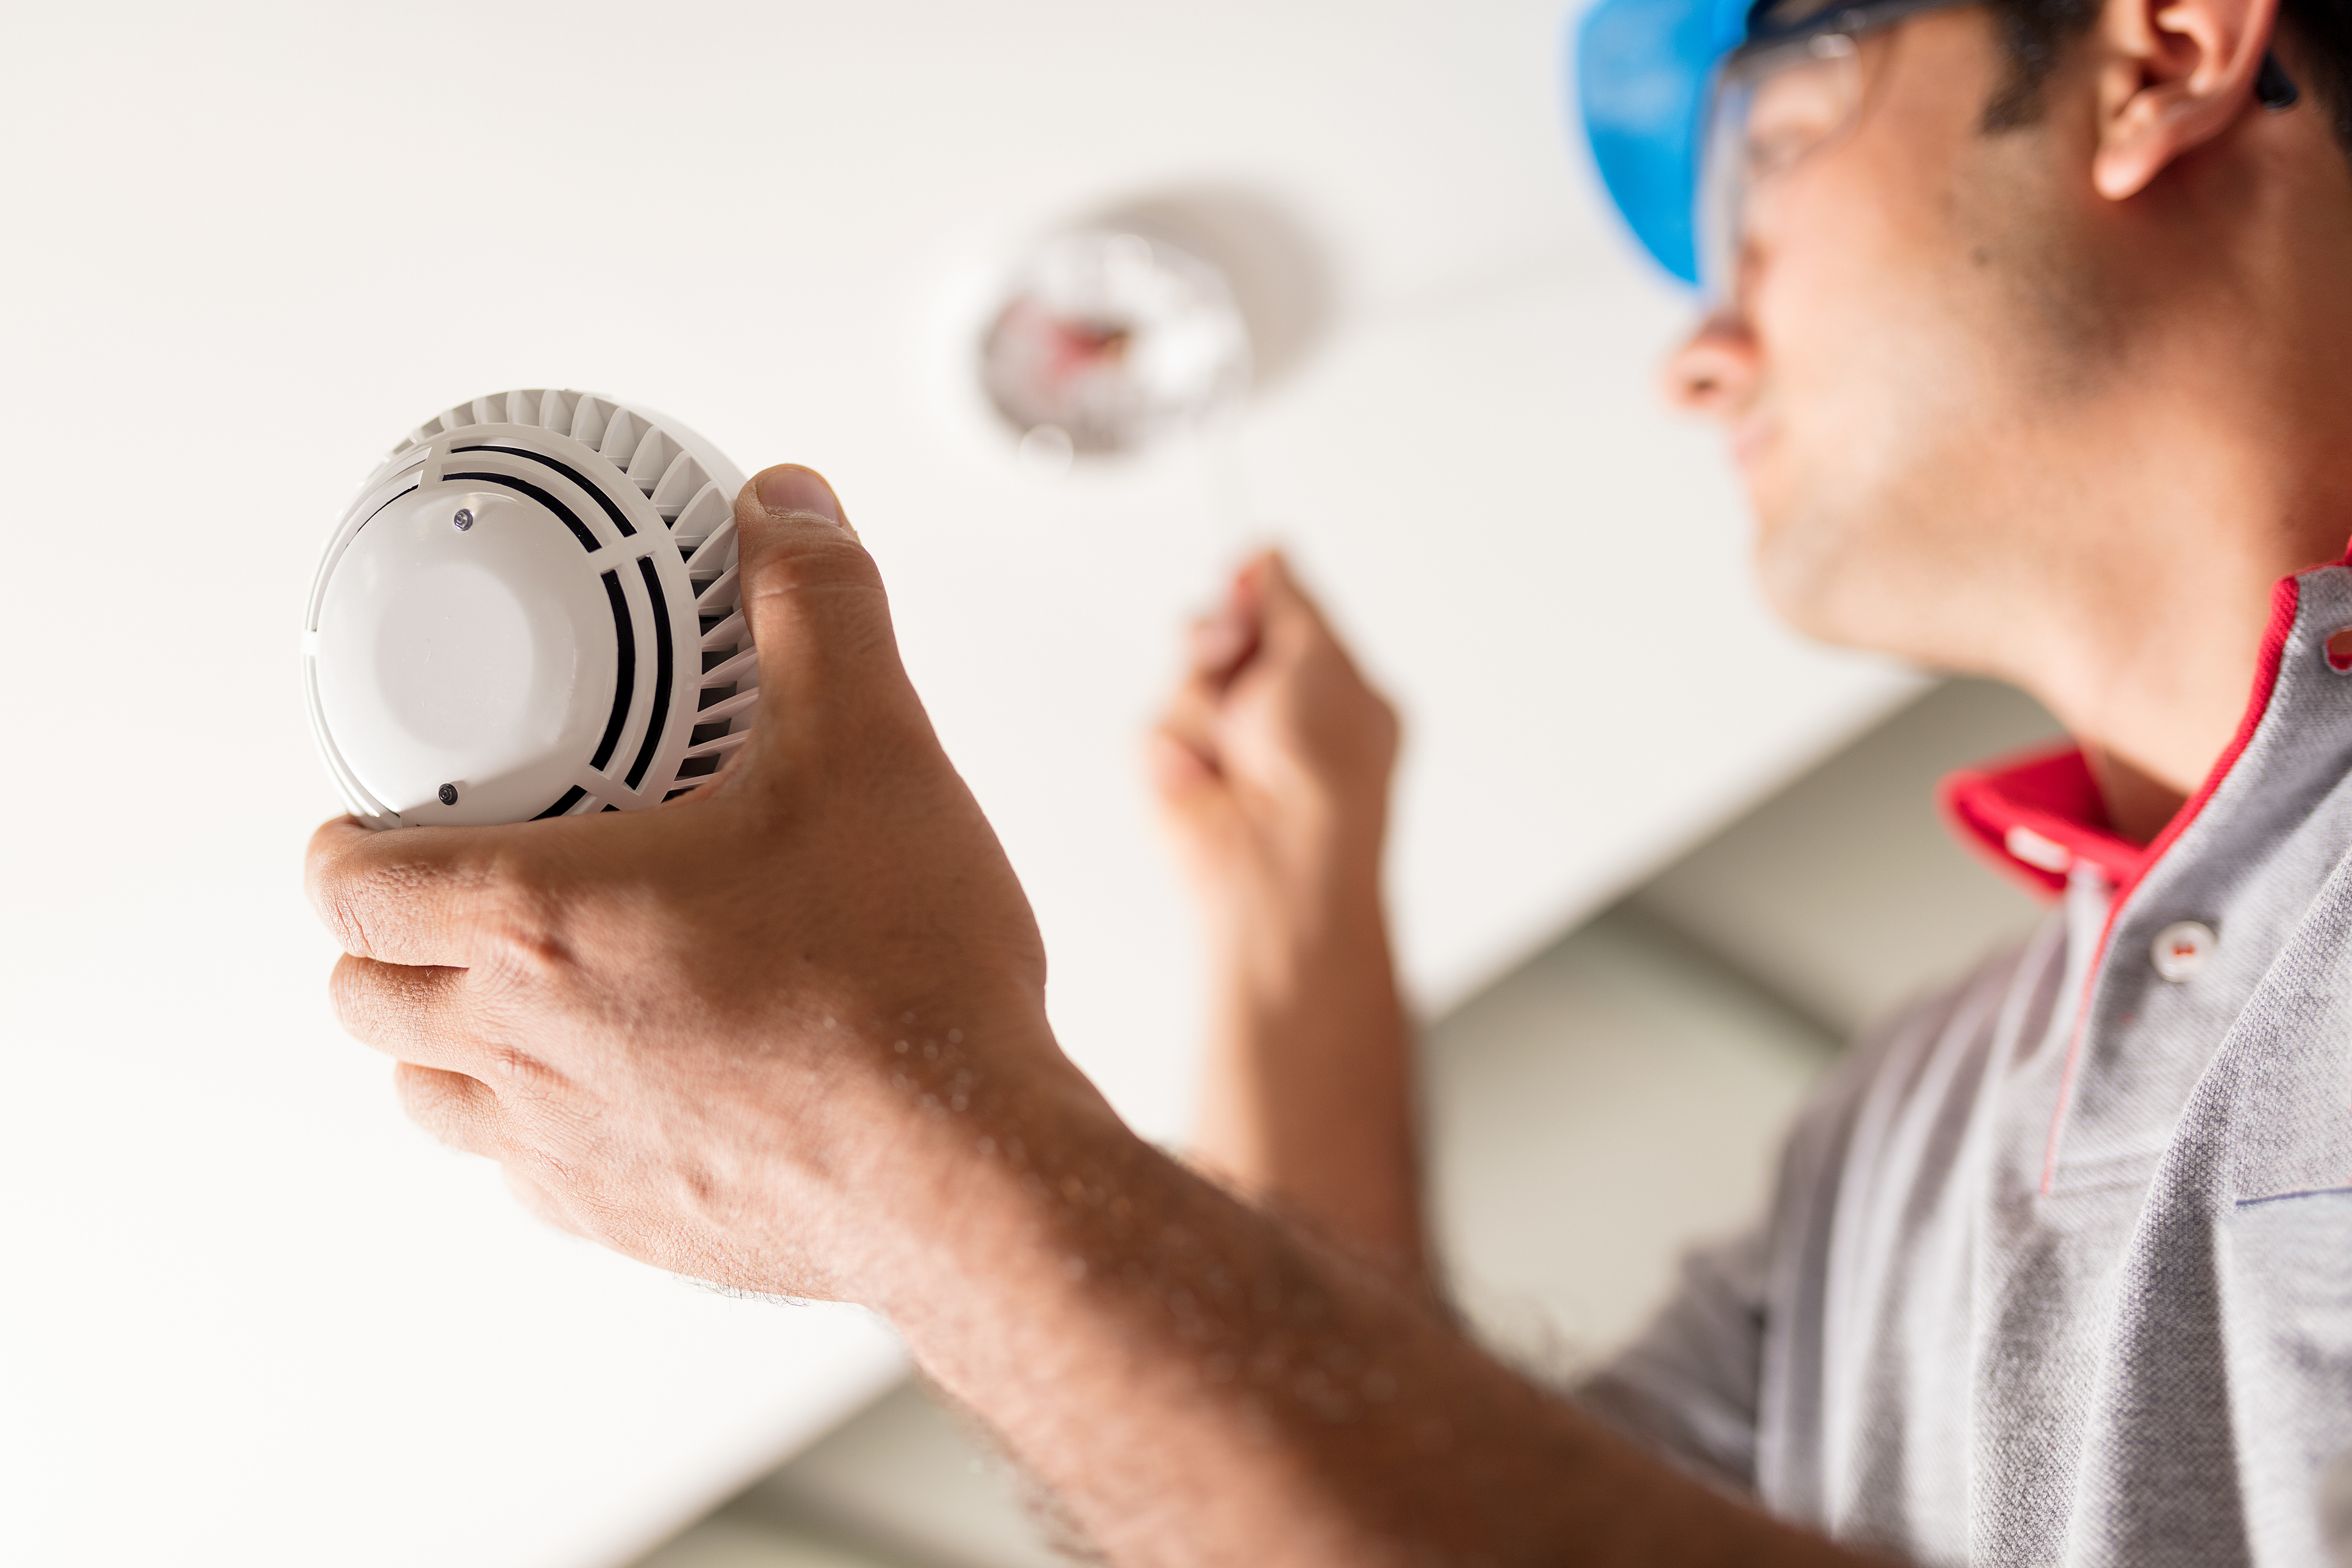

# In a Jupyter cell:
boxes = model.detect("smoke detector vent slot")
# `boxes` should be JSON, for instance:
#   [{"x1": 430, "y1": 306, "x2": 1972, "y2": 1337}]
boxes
[{"x1": 592, "y1": 569, "x2": 637, "y2": 771}]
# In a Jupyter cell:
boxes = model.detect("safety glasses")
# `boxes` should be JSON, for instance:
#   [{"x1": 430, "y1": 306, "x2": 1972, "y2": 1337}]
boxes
[
  {"x1": 1696, "y1": 0, "x2": 2306, "y2": 299},
  {"x1": 1696, "y1": 0, "x2": 1964, "y2": 298}
]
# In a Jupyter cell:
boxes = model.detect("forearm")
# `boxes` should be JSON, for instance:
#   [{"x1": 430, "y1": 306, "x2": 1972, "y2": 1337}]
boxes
[
  {"x1": 873, "y1": 1058, "x2": 1869, "y2": 1568},
  {"x1": 1192, "y1": 858, "x2": 1425, "y2": 1278}
]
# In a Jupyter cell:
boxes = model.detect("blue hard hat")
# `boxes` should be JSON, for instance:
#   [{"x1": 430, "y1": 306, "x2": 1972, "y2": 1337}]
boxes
[{"x1": 1573, "y1": 0, "x2": 1755, "y2": 285}]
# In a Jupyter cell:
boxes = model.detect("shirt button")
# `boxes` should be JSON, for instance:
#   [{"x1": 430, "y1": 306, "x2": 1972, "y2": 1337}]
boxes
[{"x1": 2151, "y1": 920, "x2": 2217, "y2": 982}]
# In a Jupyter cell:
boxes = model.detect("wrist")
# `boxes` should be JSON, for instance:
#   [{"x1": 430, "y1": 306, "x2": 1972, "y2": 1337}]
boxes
[
  {"x1": 1203, "y1": 854, "x2": 1392, "y2": 1001},
  {"x1": 817, "y1": 1017, "x2": 1120, "y2": 1309}
]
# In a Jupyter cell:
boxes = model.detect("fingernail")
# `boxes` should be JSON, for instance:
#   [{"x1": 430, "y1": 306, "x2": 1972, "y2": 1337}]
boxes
[{"x1": 755, "y1": 464, "x2": 844, "y2": 525}]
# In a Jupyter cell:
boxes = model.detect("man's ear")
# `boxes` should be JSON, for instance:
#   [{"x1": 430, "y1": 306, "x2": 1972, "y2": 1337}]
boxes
[{"x1": 2091, "y1": 0, "x2": 2281, "y2": 197}]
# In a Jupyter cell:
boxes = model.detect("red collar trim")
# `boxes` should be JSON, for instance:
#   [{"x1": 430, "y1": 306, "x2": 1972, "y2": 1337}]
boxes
[
  {"x1": 1939, "y1": 747, "x2": 2148, "y2": 898},
  {"x1": 1936, "y1": 570, "x2": 2305, "y2": 903}
]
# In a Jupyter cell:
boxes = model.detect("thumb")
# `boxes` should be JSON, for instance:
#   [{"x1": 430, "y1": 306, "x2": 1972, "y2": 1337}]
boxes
[
  {"x1": 724, "y1": 464, "x2": 916, "y2": 765},
  {"x1": 750, "y1": 463, "x2": 861, "y2": 544}
]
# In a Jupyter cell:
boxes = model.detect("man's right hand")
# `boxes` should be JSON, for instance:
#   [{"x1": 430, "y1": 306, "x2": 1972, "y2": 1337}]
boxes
[
  {"x1": 1148, "y1": 551, "x2": 1400, "y2": 939},
  {"x1": 1147, "y1": 553, "x2": 1424, "y2": 1276}
]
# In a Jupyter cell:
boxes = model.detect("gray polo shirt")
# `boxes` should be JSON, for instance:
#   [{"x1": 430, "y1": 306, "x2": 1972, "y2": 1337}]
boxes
[{"x1": 1583, "y1": 558, "x2": 2352, "y2": 1566}]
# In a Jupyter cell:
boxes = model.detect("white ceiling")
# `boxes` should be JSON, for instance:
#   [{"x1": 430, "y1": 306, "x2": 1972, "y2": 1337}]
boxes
[{"x1": 0, "y1": 3, "x2": 1917, "y2": 1564}]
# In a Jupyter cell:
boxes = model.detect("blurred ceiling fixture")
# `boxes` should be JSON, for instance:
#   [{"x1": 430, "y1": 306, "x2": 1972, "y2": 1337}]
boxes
[{"x1": 979, "y1": 227, "x2": 1253, "y2": 464}]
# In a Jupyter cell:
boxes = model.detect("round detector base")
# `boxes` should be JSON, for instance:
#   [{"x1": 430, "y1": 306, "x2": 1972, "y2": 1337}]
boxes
[{"x1": 304, "y1": 389, "x2": 755, "y2": 829}]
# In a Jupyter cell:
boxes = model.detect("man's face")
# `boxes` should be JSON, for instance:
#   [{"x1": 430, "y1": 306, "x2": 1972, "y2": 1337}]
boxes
[{"x1": 1668, "y1": 7, "x2": 2112, "y2": 673}]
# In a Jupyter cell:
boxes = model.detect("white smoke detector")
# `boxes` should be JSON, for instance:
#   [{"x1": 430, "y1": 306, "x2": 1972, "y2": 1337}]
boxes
[{"x1": 304, "y1": 389, "x2": 754, "y2": 829}]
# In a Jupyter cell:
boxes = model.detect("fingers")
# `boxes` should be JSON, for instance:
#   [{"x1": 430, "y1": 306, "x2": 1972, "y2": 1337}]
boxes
[
  {"x1": 393, "y1": 1061, "x2": 505, "y2": 1158},
  {"x1": 1148, "y1": 673, "x2": 1226, "y2": 805},
  {"x1": 396, "y1": 1064, "x2": 592, "y2": 1246},
  {"x1": 729, "y1": 466, "x2": 920, "y2": 749},
  {"x1": 329, "y1": 953, "x2": 481, "y2": 1070},
  {"x1": 1247, "y1": 553, "x2": 1390, "y2": 723},
  {"x1": 1155, "y1": 589, "x2": 1244, "y2": 799},
  {"x1": 1245, "y1": 550, "x2": 1338, "y2": 663},
  {"x1": 1188, "y1": 549, "x2": 1340, "y2": 688},
  {"x1": 1144, "y1": 728, "x2": 1217, "y2": 799},
  {"x1": 1189, "y1": 566, "x2": 1265, "y2": 685},
  {"x1": 1157, "y1": 551, "x2": 1286, "y2": 793},
  {"x1": 304, "y1": 816, "x2": 505, "y2": 966},
  {"x1": 1174, "y1": 551, "x2": 1328, "y2": 708}
]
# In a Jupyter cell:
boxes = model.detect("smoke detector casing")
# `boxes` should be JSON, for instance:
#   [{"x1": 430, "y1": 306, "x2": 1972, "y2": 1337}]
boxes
[{"x1": 304, "y1": 389, "x2": 755, "y2": 829}]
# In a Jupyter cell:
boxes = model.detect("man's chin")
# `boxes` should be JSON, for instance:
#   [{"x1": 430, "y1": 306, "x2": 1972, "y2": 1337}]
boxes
[
  {"x1": 1751, "y1": 506, "x2": 1872, "y2": 649},
  {"x1": 1745, "y1": 460, "x2": 1903, "y2": 649}
]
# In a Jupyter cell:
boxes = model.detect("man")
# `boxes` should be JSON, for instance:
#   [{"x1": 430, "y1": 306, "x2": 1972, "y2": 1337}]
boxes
[{"x1": 307, "y1": 0, "x2": 2352, "y2": 1556}]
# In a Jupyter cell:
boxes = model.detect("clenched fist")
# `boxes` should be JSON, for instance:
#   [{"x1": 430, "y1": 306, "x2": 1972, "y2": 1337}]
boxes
[{"x1": 1149, "y1": 551, "x2": 1401, "y2": 937}]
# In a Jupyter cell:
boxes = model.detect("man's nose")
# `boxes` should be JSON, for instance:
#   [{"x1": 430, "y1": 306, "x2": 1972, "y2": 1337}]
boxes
[{"x1": 1662, "y1": 308, "x2": 1760, "y2": 415}]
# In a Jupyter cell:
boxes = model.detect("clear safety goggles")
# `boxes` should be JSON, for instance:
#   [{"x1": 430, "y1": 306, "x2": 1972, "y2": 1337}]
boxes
[
  {"x1": 1692, "y1": 0, "x2": 2303, "y2": 298},
  {"x1": 1695, "y1": 0, "x2": 1962, "y2": 299}
]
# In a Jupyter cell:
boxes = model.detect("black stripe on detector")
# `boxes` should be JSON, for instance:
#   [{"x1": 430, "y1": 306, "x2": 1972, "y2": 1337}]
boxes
[
  {"x1": 591, "y1": 569, "x2": 635, "y2": 771},
  {"x1": 625, "y1": 556, "x2": 673, "y2": 790},
  {"x1": 452, "y1": 445, "x2": 636, "y2": 537},
  {"x1": 533, "y1": 785, "x2": 587, "y2": 821},
  {"x1": 444, "y1": 471, "x2": 598, "y2": 552}
]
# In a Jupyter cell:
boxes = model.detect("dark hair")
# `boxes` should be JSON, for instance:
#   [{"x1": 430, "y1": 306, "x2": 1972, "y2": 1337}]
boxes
[{"x1": 1981, "y1": 0, "x2": 2352, "y2": 154}]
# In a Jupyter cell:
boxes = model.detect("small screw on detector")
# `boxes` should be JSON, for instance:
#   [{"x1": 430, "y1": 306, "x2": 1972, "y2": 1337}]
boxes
[
  {"x1": 438, "y1": 783, "x2": 460, "y2": 807},
  {"x1": 452, "y1": 508, "x2": 474, "y2": 532}
]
